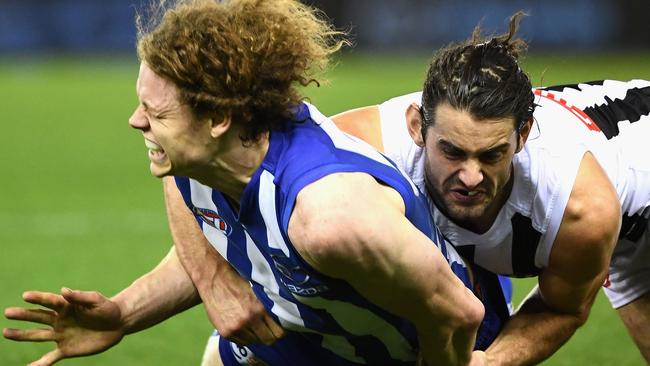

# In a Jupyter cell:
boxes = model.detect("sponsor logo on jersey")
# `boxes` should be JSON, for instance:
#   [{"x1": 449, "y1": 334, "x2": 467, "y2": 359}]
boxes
[
  {"x1": 271, "y1": 254, "x2": 329, "y2": 296},
  {"x1": 192, "y1": 206, "x2": 232, "y2": 236},
  {"x1": 534, "y1": 89, "x2": 601, "y2": 133}
]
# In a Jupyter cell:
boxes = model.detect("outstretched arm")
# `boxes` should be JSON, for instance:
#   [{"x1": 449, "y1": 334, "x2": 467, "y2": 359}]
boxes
[
  {"x1": 288, "y1": 172, "x2": 485, "y2": 366},
  {"x1": 3, "y1": 246, "x2": 200, "y2": 366},
  {"x1": 486, "y1": 152, "x2": 620, "y2": 365},
  {"x1": 163, "y1": 177, "x2": 285, "y2": 345}
]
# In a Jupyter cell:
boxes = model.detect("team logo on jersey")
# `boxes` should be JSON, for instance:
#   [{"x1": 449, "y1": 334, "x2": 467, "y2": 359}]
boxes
[
  {"x1": 192, "y1": 206, "x2": 232, "y2": 236},
  {"x1": 270, "y1": 254, "x2": 329, "y2": 296}
]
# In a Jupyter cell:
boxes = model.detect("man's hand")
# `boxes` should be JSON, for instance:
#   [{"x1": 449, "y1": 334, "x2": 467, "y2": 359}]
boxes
[
  {"x1": 3, "y1": 288, "x2": 125, "y2": 366},
  {"x1": 199, "y1": 262, "x2": 285, "y2": 346},
  {"x1": 417, "y1": 350, "x2": 488, "y2": 366}
]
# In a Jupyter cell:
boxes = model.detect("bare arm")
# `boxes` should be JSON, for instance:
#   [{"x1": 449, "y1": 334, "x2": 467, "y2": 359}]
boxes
[
  {"x1": 486, "y1": 152, "x2": 620, "y2": 365},
  {"x1": 330, "y1": 106, "x2": 384, "y2": 151},
  {"x1": 3, "y1": 246, "x2": 200, "y2": 366},
  {"x1": 113, "y1": 245, "x2": 201, "y2": 334},
  {"x1": 163, "y1": 177, "x2": 284, "y2": 345},
  {"x1": 288, "y1": 172, "x2": 484, "y2": 366},
  {"x1": 332, "y1": 106, "x2": 622, "y2": 364}
]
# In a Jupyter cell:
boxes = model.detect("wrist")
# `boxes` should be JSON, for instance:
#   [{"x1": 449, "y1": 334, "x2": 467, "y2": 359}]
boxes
[{"x1": 109, "y1": 291, "x2": 136, "y2": 335}]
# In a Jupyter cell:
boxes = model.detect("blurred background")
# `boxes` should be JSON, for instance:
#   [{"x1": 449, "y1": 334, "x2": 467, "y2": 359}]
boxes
[
  {"x1": 1, "y1": 0, "x2": 649, "y2": 53},
  {"x1": 1, "y1": 0, "x2": 649, "y2": 365}
]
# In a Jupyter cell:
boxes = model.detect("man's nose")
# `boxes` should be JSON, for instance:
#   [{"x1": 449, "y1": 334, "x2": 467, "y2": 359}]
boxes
[
  {"x1": 128, "y1": 106, "x2": 148, "y2": 130},
  {"x1": 457, "y1": 159, "x2": 484, "y2": 189}
]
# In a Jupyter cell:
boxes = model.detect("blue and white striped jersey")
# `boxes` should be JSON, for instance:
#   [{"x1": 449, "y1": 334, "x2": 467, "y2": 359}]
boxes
[{"x1": 175, "y1": 103, "x2": 506, "y2": 365}]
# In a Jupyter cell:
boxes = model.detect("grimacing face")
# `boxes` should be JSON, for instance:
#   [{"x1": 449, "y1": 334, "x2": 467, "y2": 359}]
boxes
[
  {"x1": 128, "y1": 63, "x2": 215, "y2": 178},
  {"x1": 419, "y1": 103, "x2": 524, "y2": 230}
]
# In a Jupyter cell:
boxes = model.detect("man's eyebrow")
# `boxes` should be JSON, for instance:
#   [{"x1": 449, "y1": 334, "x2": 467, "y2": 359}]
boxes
[
  {"x1": 437, "y1": 139, "x2": 464, "y2": 151},
  {"x1": 437, "y1": 139, "x2": 511, "y2": 154},
  {"x1": 141, "y1": 101, "x2": 162, "y2": 114},
  {"x1": 481, "y1": 142, "x2": 511, "y2": 154}
]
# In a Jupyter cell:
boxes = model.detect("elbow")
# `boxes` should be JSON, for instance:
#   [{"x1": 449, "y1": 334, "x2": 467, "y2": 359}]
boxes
[
  {"x1": 446, "y1": 290, "x2": 485, "y2": 336},
  {"x1": 453, "y1": 296, "x2": 484, "y2": 366},
  {"x1": 574, "y1": 309, "x2": 590, "y2": 328},
  {"x1": 461, "y1": 293, "x2": 485, "y2": 331},
  {"x1": 571, "y1": 297, "x2": 595, "y2": 327},
  {"x1": 418, "y1": 293, "x2": 485, "y2": 366}
]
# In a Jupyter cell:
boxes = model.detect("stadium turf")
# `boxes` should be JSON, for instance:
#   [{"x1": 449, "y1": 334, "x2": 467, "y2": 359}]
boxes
[{"x1": 1, "y1": 52, "x2": 648, "y2": 365}]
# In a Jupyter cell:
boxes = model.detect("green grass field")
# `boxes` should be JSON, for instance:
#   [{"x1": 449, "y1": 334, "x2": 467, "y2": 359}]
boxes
[{"x1": 1, "y1": 52, "x2": 649, "y2": 365}]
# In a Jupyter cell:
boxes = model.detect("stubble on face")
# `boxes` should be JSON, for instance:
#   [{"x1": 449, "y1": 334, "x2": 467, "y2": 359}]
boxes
[
  {"x1": 421, "y1": 103, "x2": 518, "y2": 232},
  {"x1": 426, "y1": 166, "x2": 515, "y2": 233}
]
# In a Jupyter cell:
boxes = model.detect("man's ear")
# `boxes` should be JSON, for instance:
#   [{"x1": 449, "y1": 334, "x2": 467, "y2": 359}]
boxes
[
  {"x1": 406, "y1": 103, "x2": 425, "y2": 147},
  {"x1": 210, "y1": 115, "x2": 231, "y2": 139},
  {"x1": 516, "y1": 117, "x2": 534, "y2": 152}
]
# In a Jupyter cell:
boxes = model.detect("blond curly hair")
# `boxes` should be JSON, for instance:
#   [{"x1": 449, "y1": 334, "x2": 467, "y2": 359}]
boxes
[{"x1": 136, "y1": 0, "x2": 348, "y2": 142}]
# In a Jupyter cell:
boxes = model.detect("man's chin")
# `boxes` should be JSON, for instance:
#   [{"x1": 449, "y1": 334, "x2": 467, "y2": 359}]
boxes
[
  {"x1": 149, "y1": 162, "x2": 172, "y2": 178},
  {"x1": 444, "y1": 204, "x2": 488, "y2": 223}
]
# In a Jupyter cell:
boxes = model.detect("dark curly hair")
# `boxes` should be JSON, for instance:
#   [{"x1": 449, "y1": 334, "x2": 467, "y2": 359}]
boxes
[
  {"x1": 136, "y1": 0, "x2": 348, "y2": 143},
  {"x1": 420, "y1": 11, "x2": 535, "y2": 138}
]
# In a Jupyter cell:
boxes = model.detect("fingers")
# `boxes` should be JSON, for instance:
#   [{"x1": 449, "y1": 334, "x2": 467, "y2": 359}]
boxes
[
  {"x1": 264, "y1": 316, "x2": 286, "y2": 341},
  {"x1": 5, "y1": 307, "x2": 56, "y2": 326},
  {"x1": 22, "y1": 292, "x2": 68, "y2": 313},
  {"x1": 227, "y1": 315, "x2": 285, "y2": 346},
  {"x1": 3, "y1": 327, "x2": 55, "y2": 342},
  {"x1": 251, "y1": 316, "x2": 285, "y2": 345},
  {"x1": 28, "y1": 349, "x2": 63, "y2": 366},
  {"x1": 226, "y1": 330, "x2": 259, "y2": 346},
  {"x1": 60, "y1": 288, "x2": 105, "y2": 307}
]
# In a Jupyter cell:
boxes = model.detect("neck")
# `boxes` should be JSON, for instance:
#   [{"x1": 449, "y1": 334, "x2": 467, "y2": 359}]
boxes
[{"x1": 191, "y1": 130, "x2": 270, "y2": 203}]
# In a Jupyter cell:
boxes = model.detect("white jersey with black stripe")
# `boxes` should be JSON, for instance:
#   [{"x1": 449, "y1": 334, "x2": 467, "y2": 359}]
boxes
[
  {"x1": 378, "y1": 80, "x2": 650, "y2": 278},
  {"x1": 534, "y1": 80, "x2": 650, "y2": 221}
]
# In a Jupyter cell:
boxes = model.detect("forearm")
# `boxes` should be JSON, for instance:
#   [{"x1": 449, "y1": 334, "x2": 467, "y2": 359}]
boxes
[
  {"x1": 486, "y1": 286, "x2": 583, "y2": 365},
  {"x1": 163, "y1": 176, "x2": 229, "y2": 292},
  {"x1": 112, "y1": 246, "x2": 201, "y2": 334},
  {"x1": 366, "y1": 231, "x2": 483, "y2": 365},
  {"x1": 289, "y1": 173, "x2": 483, "y2": 365}
]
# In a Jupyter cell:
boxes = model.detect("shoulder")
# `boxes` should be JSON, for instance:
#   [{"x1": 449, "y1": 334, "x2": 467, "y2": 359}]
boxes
[
  {"x1": 331, "y1": 105, "x2": 384, "y2": 152},
  {"x1": 290, "y1": 172, "x2": 405, "y2": 241},
  {"x1": 550, "y1": 152, "x2": 620, "y2": 280},
  {"x1": 287, "y1": 172, "x2": 405, "y2": 270},
  {"x1": 562, "y1": 152, "x2": 621, "y2": 239}
]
